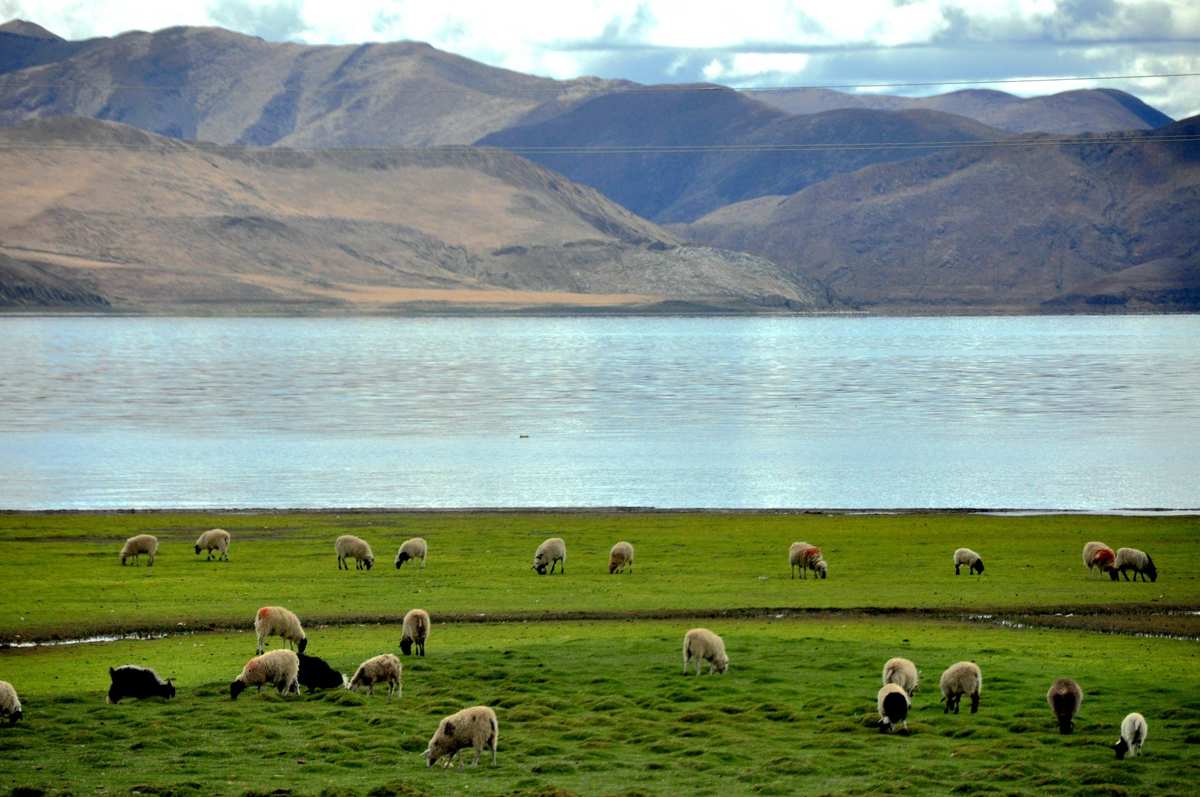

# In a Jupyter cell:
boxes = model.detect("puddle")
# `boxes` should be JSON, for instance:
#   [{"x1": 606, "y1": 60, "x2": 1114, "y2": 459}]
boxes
[
  {"x1": 2, "y1": 631, "x2": 171, "y2": 649},
  {"x1": 963, "y1": 612, "x2": 1200, "y2": 642}
]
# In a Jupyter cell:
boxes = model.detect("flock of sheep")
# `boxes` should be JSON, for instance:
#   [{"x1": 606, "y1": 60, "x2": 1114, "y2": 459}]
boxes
[{"x1": 0, "y1": 527, "x2": 1164, "y2": 769}]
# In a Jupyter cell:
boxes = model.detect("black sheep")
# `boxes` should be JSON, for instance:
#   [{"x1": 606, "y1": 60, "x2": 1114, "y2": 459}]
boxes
[
  {"x1": 107, "y1": 665, "x2": 175, "y2": 703},
  {"x1": 298, "y1": 653, "x2": 346, "y2": 692}
]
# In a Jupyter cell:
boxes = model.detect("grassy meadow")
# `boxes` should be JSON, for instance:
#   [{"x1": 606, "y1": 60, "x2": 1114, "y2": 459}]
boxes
[{"x1": 0, "y1": 511, "x2": 1197, "y2": 796}]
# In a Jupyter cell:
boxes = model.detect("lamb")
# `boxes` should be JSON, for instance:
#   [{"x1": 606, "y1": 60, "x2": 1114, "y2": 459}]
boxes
[
  {"x1": 298, "y1": 653, "x2": 347, "y2": 692},
  {"x1": 423, "y1": 705, "x2": 499, "y2": 768},
  {"x1": 882, "y1": 657, "x2": 919, "y2": 697},
  {"x1": 939, "y1": 661, "x2": 982, "y2": 714},
  {"x1": 1083, "y1": 542, "x2": 1119, "y2": 580},
  {"x1": 532, "y1": 537, "x2": 566, "y2": 575},
  {"x1": 953, "y1": 548, "x2": 985, "y2": 576},
  {"x1": 1115, "y1": 547, "x2": 1157, "y2": 582},
  {"x1": 254, "y1": 606, "x2": 307, "y2": 655},
  {"x1": 106, "y1": 665, "x2": 176, "y2": 704},
  {"x1": 1046, "y1": 678, "x2": 1083, "y2": 734},
  {"x1": 119, "y1": 534, "x2": 159, "y2": 567},
  {"x1": 349, "y1": 653, "x2": 402, "y2": 698},
  {"x1": 789, "y1": 542, "x2": 822, "y2": 579},
  {"x1": 0, "y1": 680, "x2": 21, "y2": 725},
  {"x1": 1113, "y1": 712, "x2": 1148, "y2": 759},
  {"x1": 394, "y1": 537, "x2": 428, "y2": 570},
  {"x1": 877, "y1": 683, "x2": 911, "y2": 734},
  {"x1": 335, "y1": 534, "x2": 375, "y2": 570},
  {"x1": 608, "y1": 541, "x2": 635, "y2": 574},
  {"x1": 682, "y1": 628, "x2": 729, "y2": 675},
  {"x1": 194, "y1": 528, "x2": 231, "y2": 561},
  {"x1": 231, "y1": 649, "x2": 299, "y2": 700},
  {"x1": 400, "y1": 608, "x2": 430, "y2": 657}
]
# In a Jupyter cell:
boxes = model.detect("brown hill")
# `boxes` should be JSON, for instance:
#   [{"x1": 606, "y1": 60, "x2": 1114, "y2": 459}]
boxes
[
  {"x1": 0, "y1": 118, "x2": 828, "y2": 313},
  {"x1": 681, "y1": 117, "x2": 1200, "y2": 311},
  {"x1": 0, "y1": 19, "x2": 62, "y2": 39}
]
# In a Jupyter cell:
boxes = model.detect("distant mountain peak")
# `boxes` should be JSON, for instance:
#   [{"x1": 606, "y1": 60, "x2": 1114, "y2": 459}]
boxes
[{"x1": 0, "y1": 19, "x2": 62, "y2": 40}]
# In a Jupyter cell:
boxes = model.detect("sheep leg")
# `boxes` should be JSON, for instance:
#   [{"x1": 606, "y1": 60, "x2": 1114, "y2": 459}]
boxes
[
  {"x1": 1121, "y1": 568, "x2": 1130, "y2": 581},
  {"x1": 955, "y1": 563, "x2": 961, "y2": 575},
  {"x1": 970, "y1": 692, "x2": 980, "y2": 714},
  {"x1": 471, "y1": 746, "x2": 481, "y2": 767}
]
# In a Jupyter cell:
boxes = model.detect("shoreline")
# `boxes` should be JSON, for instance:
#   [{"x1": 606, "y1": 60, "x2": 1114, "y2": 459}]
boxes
[{"x1": 3, "y1": 506, "x2": 1199, "y2": 516}]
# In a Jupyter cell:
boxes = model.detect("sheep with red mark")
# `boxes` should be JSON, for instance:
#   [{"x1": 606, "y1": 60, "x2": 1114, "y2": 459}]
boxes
[
  {"x1": 789, "y1": 542, "x2": 824, "y2": 579},
  {"x1": 254, "y1": 606, "x2": 307, "y2": 655},
  {"x1": 1084, "y1": 543, "x2": 1119, "y2": 580}
]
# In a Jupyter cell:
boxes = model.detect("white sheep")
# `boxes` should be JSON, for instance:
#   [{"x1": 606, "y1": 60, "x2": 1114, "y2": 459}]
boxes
[
  {"x1": 335, "y1": 534, "x2": 375, "y2": 570},
  {"x1": 120, "y1": 534, "x2": 159, "y2": 567},
  {"x1": 349, "y1": 653, "x2": 402, "y2": 698},
  {"x1": 1082, "y1": 541, "x2": 1111, "y2": 575},
  {"x1": 254, "y1": 606, "x2": 307, "y2": 655},
  {"x1": 1113, "y1": 712, "x2": 1148, "y2": 759},
  {"x1": 789, "y1": 542, "x2": 816, "y2": 579},
  {"x1": 1046, "y1": 678, "x2": 1083, "y2": 734},
  {"x1": 882, "y1": 657, "x2": 919, "y2": 696},
  {"x1": 1114, "y1": 547, "x2": 1158, "y2": 582},
  {"x1": 953, "y1": 548, "x2": 985, "y2": 576},
  {"x1": 940, "y1": 661, "x2": 982, "y2": 714},
  {"x1": 423, "y1": 705, "x2": 498, "y2": 768},
  {"x1": 0, "y1": 680, "x2": 21, "y2": 725},
  {"x1": 394, "y1": 537, "x2": 428, "y2": 570},
  {"x1": 400, "y1": 608, "x2": 430, "y2": 657},
  {"x1": 608, "y1": 541, "x2": 635, "y2": 574},
  {"x1": 230, "y1": 649, "x2": 299, "y2": 700},
  {"x1": 194, "y1": 528, "x2": 231, "y2": 561},
  {"x1": 682, "y1": 628, "x2": 729, "y2": 675},
  {"x1": 877, "y1": 683, "x2": 911, "y2": 734},
  {"x1": 532, "y1": 537, "x2": 566, "y2": 575}
]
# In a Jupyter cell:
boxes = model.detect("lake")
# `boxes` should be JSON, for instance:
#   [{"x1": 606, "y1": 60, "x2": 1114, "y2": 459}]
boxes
[{"x1": 1, "y1": 315, "x2": 1197, "y2": 510}]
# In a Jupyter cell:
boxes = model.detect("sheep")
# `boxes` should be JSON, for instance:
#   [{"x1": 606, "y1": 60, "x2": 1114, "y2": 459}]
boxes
[
  {"x1": 939, "y1": 661, "x2": 982, "y2": 714},
  {"x1": 394, "y1": 537, "x2": 428, "y2": 570},
  {"x1": 608, "y1": 541, "x2": 635, "y2": 574},
  {"x1": 106, "y1": 665, "x2": 176, "y2": 704},
  {"x1": 877, "y1": 683, "x2": 911, "y2": 734},
  {"x1": 1115, "y1": 547, "x2": 1157, "y2": 582},
  {"x1": 953, "y1": 548, "x2": 985, "y2": 576},
  {"x1": 120, "y1": 534, "x2": 158, "y2": 567},
  {"x1": 335, "y1": 534, "x2": 375, "y2": 571},
  {"x1": 1083, "y1": 543, "x2": 1119, "y2": 580},
  {"x1": 532, "y1": 537, "x2": 566, "y2": 575},
  {"x1": 1082, "y1": 541, "x2": 1112, "y2": 575},
  {"x1": 254, "y1": 606, "x2": 307, "y2": 655},
  {"x1": 194, "y1": 528, "x2": 231, "y2": 561},
  {"x1": 423, "y1": 705, "x2": 498, "y2": 768},
  {"x1": 400, "y1": 608, "x2": 430, "y2": 657},
  {"x1": 231, "y1": 649, "x2": 299, "y2": 700},
  {"x1": 789, "y1": 542, "x2": 818, "y2": 579},
  {"x1": 349, "y1": 653, "x2": 402, "y2": 698},
  {"x1": 0, "y1": 681, "x2": 21, "y2": 725},
  {"x1": 1113, "y1": 712, "x2": 1148, "y2": 759},
  {"x1": 812, "y1": 557, "x2": 829, "y2": 579},
  {"x1": 1046, "y1": 678, "x2": 1083, "y2": 734},
  {"x1": 298, "y1": 653, "x2": 346, "y2": 693},
  {"x1": 682, "y1": 628, "x2": 729, "y2": 675},
  {"x1": 882, "y1": 657, "x2": 919, "y2": 697}
]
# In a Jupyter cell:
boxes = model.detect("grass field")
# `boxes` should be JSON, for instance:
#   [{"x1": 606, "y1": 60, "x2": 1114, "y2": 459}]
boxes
[{"x1": 0, "y1": 512, "x2": 1197, "y2": 796}]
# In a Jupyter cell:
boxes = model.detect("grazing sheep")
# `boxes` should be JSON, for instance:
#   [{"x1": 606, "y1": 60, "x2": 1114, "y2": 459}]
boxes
[
  {"x1": 1082, "y1": 541, "x2": 1113, "y2": 575},
  {"x1": 1046, "y1": 678, "x2": 1083, "y2": 734},
  {"x1": 106, "y1": 665, "x2": 176, "y2": 704},
  {"x1": 953, "y1": 548, "x2": 985, "y2": 576},
  {"x1": 335, "y1": 534, "x2": 375, "y2": 571},
  {"x1": 682, "y1": 628, "x2": 729, "y2": 675},
  {"x1": 120, "y1": 534, "x2": 159, "y2": 567},
  {"x1": 812, "y1": 557, "x2": 829, "y2": 579},
  {"x1": 349, "y1": 653, "x2": 402, "y2": 698},
  {"x1": 1115, "y1": 547, "x2": 1158, "y2": 582},
  {"x1": 254, "y1": 606, "x2": 307, "y2": 655},
  {"x1": 877, "y1": 683, "x2": 911, "y2": 734},
  {"x1": 0, "y1": 681, "x2": 21, "y2": 725},
  {"x1": 1113, "y1": 712, "x2": 1148, "y2": 759},
  {"x1": 400, "y1": 608, "x2": 430, "y2": 657},
  {"x1": 940, "y1": 661, "x2": 982, "y2": 714},
  {"x1": 394, "y1": 537, "x2": 428, "y2": 570},
  {"x1": 882, "y1": 657, "x2": 919, "y2": 697},
  {"x1": 532, "y1": 537, "x2": 566, "y2": 575},
  {"x1": 298, "y1": 653, "x2": 346, "y2": 693},
  {"x1": 1084, "y1": 543, "x2": 1119, "y2": 581},
  {"x1": 194, "y1": 528, "x2": 231, "y2": 561},
  {"x1": 789, "y1": 542, "x2": 821, "y2": 579},
  {"x1": 423, "y1": 705, "x2": 499, "y2": 768},
  {"x1": 608, "y1": 541, "x2": 635, "y2": 574},
  {"x1": 231, "y1": 649, "x2": 299, "y2": 700}
]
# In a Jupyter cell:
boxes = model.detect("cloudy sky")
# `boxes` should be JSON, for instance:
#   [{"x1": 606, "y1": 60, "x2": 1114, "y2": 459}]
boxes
[{"x1": 4, "y1": 0, "x2": 1197, "y2": 117}]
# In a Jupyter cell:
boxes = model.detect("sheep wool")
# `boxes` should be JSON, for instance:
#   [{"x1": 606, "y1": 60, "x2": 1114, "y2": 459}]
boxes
[
  {"x1": 1046, "y1": 678, "x2": 1083, "y2": 734},
  {"x1": 1114, "y1": 548, "x2": 1157, "y2": 582},
  {"x1": 120, "y1": 534, "x2": 159, "y2": 567},
  {"x1": 254, "y1": 606, "x2": 307, "y2": 655},
  {"x1": 400, "y1": 608, "x2": 430, "y2": 657},
  {"x1": 682, "y1": 628, "x2": 729, "y2": 675},
  {"x1": 335, "y1": 534, "x2": 375, "y2": 571},
  {"x1": 231, "y1": 649, "x2": 299, "y2": 700},
  {"x1": 882, "y1": 657, "x2": 919, "y2": 696},
  {"x1": 608, "y1": 541, "x2": 635, "y2": 574},
  {"x1": 194, "y1": 528, "x2": 231, "y2": 560},
  {"x1": 789, "y1": 542, "x2": 821, "y2": 579},
  {"x1": 953, "y1": 548, "x2": 985, "y2": 576},
  {"x1": 394, "y1": 537, "x2": 428, "y2": 570},
  {"x1": 424, "y1": 705, "x2": 499, "y2": 768},
  {"x1": 0, "y1": 680, "x2": 21, "y2": 725},
  {"x1": 1082, "y1": 541, "x2": 1112, "y2": 574},
  {"x1": 532, "y1": 537, "x2": 566, "y2": 575},
  {"x1": 940, "y1": 661, "x2": 982, "y2": 714},
  {"x1": 877, "y1": 683, "x2": 911, "y2": 733},
  {"x1": 1114, "y1": 712, "x2": 1148, "y2": 759},
  {"x1": 350, "y1": 653, "x2": 403, "y2": 698}
]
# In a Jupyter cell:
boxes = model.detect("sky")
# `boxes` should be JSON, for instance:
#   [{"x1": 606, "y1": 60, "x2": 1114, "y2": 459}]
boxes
[{"x1": 3, "y1": 0, "x2": 1198, "y2": 118}]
